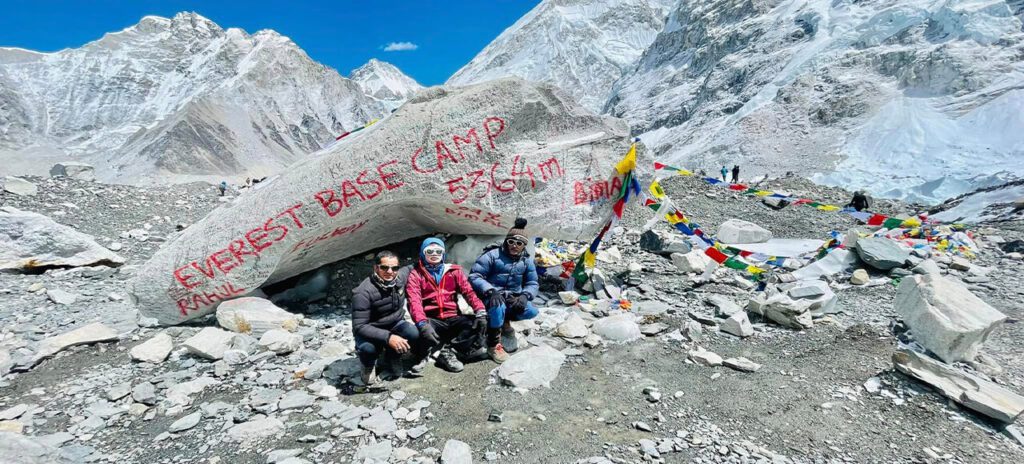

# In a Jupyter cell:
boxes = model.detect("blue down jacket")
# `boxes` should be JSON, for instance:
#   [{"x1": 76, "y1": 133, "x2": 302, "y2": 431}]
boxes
[{"x1": 469, "y1": 247, "x2": 539, "y2": 299}]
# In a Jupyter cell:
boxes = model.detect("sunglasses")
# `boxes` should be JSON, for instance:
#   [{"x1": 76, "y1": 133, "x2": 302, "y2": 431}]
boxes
[
  {"x1": 506, "y1": 238, "x2": 526, "y2": 247},
  {"x1": 376, "y1": 265, "x2": 400, "y2": 272},
  {"x1": 423, "y1": 248, "x2": 445, "y2": 256}
]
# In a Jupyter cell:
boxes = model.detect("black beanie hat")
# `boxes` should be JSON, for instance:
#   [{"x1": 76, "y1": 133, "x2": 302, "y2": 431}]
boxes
[{"x1": 506, "y1": 218, "x2": 528, "y2": 242}]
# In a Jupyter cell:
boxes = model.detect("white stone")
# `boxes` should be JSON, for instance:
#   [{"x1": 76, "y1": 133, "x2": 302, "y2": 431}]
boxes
[
  {"x1": 591, "y1": 313, "x2": 642, "y2": 343},
  {"x1": 46, "y1": 289, "x2": 78, "y2": 305},
  {"x1": 128, "y1": 79, "x2": 636, "y2": 326},
  {"x1": 354, "y1": 440, "x2": 393, "y2": 462},
  {"x1": 441, "y1": 439, "x2": 473, "y2": 464},
  {"x1": 49, "y1": 162, "x2": 96, "y2": 181},
  {"x1": 216, "y1": 297, "x2": 301, "y2": 337},
  {"x1": 555, "y1": 313, "x2": 589, "y2": 338},
  {"x1": 225, "y1": 416, "x2": 285, "y2": 444},
  {"x1": 183, "y1": 327, "x2": 236, "y2": 360},
  {"x1": 671, "y1": 250, "x2": 713, "y2": 273},
  {"x1": 165, "y1": 377, "x2": 219, "y2": 407},
  {"x1": 169, "y1": 412, "x2": 201, "y2": 433},
  {"x1": 495, "y1": 344, "x2": 566, "y2": 389},
  {"x1": 894, "y1": 349, "x2": 1024, "y2": 423},
  {"x1": 760, "y1": 293, "x2": 813, "y2": 330},
  {"x1": 130, "y1": 332, "x2": 174, "y2": 363},
  {"x1": 360, "y1": 409, "x2": 398, "y2": 436},
  {"x1": 786, "y1": 280, "x2": 829, "y2": 299},
  {"x1": 0, "y1": 207, "x2": 125, "y2": 271},
  {"x1": 850, "y1": 269, "x2": 869, "y2": 285},
  {"x1": 688, "y1": 348, "x2": 723, "y2": 367},
  {"x1": 259, "y1": 330, "x2": 303, "y2": 354},
  {"x1": 723, "y1": 357, "x2": 761, "y2": 372},
  {"x1": 558, "y1": 291, "x2": 580, "y2": 305},
  {"x1": 717, "y1": 219, "x2": 772, "y2": 244},
  {"x1": 706, "y1": 295, "x2": 741, "y2": 317},
  {"x1": 895, "y1": 274, "x2": 1005, "y2": 363},
  {"x1": 3, "y1": 176, "x2": 37, "y2": 196},
  {"x1": 278, "y1": 390, "x2": 316, "y2": 410},
  {"x1": 20, "y1": 322, "x2": 118, "y2": 370},
  {"x1": 719, "y1": 312, "x2": 753, "y2": 338}
]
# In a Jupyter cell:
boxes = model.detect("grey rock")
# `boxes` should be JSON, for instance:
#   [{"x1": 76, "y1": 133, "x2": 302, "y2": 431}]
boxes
[
  {"x1": 132, "y1": 382, "x2": 158, "y2": 405},
  {"x1": 278, "y1": 390, "x2": 316, "y2": 410},
  {"x1": 130, "y1": 332, "x2": 173, "y2": 363},
  {"x1": 2, "y1": 176, "x2": 37, "y2": 196},
  {"x1": 706, "y1": 295, "x2": 741, "y2": 317},
  {"x1": 183, "y1": 327, "x2": 235, "y2": 360},
  {"x1": 50, "y1": 162, "x2": 96, "y2": 181},
  {"x1": 855, "y1": 238, "x2": 910, "y2": 271},
  {"x1": 723, "y1": 357, "x2": 761, "y2": 372},
  {"x1": 46, "y1": 289, "x2": 78, "y2": 305},
  {"x1": 259, "y1": 329, "x2": 303, "y2": 354},
  {"x1": 591, "y1": 313, "x2": 642, "y2": 343},
  {"x1": 354, "y1": 440, "x2": 393, "y2": 462},
  {"x1": 0, "y1": 207, "x2": 125, "y2": 271},
  {"x1": 717, "y1": 219, "x2": 772, "y2": 244},
  {"x1": 18, "y1": 322, "x2": 118, "y2": 370},
  {"x1": 895, "y1": 273, "x2": 1005, "y2": 363},
  {"x1": 555, "y1": 313, "x2": 589, "y2": 338},
  {"x1": 169, "y1": 412, "x2": 202, "y2": 433},
  {"x1": 894, "y1": 349, "x2": 1024, "y2": 423},
  {"x1": 225, "y1": 416, "x2": 285, "y2": 444},
  {"x1": 495, "y1": 345, "x2": 566, "y2": 389},
  {"x1": 360, "y1": 409, "x2": 398, "y2": 436},
  {"x1": 688, "y1": 348, "x2": 723, "y2": 367},
  {"x1": 719, "y1": 312, "x2": 753, "y2": 338},
  {"x1": 216, "y1": 297, "x2": 301, "y2": 337}
]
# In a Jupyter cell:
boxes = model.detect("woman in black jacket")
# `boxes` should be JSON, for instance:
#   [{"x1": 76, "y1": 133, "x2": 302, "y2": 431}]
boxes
[{"x1": 351, "y1": 250, "x2": 422, "y2": 386}]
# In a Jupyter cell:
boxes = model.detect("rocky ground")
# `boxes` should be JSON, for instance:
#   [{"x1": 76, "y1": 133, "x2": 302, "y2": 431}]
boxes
[{"x1": 2, "y1": 174, "x2": 1024, "y2": 463}]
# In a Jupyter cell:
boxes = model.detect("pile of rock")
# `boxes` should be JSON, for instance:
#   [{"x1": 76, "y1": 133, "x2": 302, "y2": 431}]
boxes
[{"x1": 747, "y1": 279, "x2": 837, "y2": 330}]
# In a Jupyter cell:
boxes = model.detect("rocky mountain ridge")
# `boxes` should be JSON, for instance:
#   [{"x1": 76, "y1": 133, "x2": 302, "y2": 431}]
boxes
[{"x1": 0, "y1": 12, "x2": 418, "y2": 185}]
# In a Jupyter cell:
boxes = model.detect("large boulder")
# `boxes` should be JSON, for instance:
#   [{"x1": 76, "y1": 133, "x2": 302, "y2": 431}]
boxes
[
  {"x1": 716, "y1": 219, "x2": 772, "y2": 244},
  {"x1": 216, "y1": 297, "x2": 301, "y2": 337},
  {"x1": 895, "y1": 274, "x2": 1005, "y2": 363},
  {"x1": 2, "y1": 176, "x2": 37, "y2": 196},
  {"x1": 0, "y1": 207, "x2": 125, "y2": 272},
  {"x1": 494, "y1": 344, "x2": 566, "y2": 389},
  {"x1": 129, "y1": 78, "x2": 640, "y2": 325},
  {"x1": 855, "y1": 237, "x2": 910, "y2": 271},
  {"x1": 49, "y1": 162, "x2": 96, "y2": 181}
]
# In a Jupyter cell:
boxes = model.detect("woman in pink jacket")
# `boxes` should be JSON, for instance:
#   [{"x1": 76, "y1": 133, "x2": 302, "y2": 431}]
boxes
[{"x1": 406, "y1": 237, "x2": 486, "y2": 372}]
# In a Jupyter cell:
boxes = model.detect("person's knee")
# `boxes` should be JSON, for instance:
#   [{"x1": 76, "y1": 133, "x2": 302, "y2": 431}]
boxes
[
  {"x1": 356, "y1": 341, "x2": 378, "y2": 356},
  {"x1": 395, "y1": 322, "x2": 419, "y2": 341},
  {"x1": 513, "y1": 303, "x2": 539, "y2": 321}
]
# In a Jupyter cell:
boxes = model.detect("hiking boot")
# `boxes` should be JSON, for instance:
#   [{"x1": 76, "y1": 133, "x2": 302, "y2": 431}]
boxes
[
  {"x1": 359, "y1": 365, "x2": 378, "y2": 386},
  {"x1": 488, "y1": 343, "x2": 510, "y2": 363},
  {"x1": 406, "y1": 356, "x2": 428, "y2": 378},
  {"x1": 501, "y1": 324, "x2": 519, "y2": 353},
  {"x1": 436, "y1": 348, "x2": 464, "y2": 373}
]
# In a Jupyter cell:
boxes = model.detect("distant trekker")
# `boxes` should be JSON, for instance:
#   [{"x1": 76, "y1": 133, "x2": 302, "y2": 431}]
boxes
[
  {"x1": 731, "y1": 165, "x2": 740, "y2": 183},
  {"x1": 720, "y1": 166, "x2": 728, "y2": 182},
  {"x1": 218, "y1": 180, "x2": 227, "y2": 196},
  {"x1": 848, "y1": 191, "x2": 871, "y2": 212}
]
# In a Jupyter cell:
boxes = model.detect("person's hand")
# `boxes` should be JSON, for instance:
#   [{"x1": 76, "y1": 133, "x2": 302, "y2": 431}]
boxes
[
  {"x1": 473, "y1": 311, "x2": 488, "y2": 334},
  {"x1": 388, "y1": 335, "x2": 411, "y2": 354},
  {"x1": 516, "y1": 293, "x2": 530, "y2": 311},
  {"x1": 418, "y1": 323, "x2": 440, "y2": 346},
  {"x1": 485, "y1": 289, "x2": 504, "y2": 310}
]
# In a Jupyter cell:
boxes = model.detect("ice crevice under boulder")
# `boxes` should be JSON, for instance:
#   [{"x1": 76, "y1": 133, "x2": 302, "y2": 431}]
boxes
[{"x1": 129, "y1": 78, "x2": 645, "y2": 325}]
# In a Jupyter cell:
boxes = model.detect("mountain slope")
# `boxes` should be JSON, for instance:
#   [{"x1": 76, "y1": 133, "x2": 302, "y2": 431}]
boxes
[
  {"x1": 349, "y1": 58, "x2": 423, "y2": 110},
  {"x1": 0, "y1": 13, "x2": 389, "y2": 184},
  {"x1": 607, "y1": 0, "x2": 1024, "y2": 204},
  {"x1": 447, "y1": 0, "x2": 676, "y2": 112},
  {"x1": 450, "y1": 0, "x2": 1023, "y2": 204}
]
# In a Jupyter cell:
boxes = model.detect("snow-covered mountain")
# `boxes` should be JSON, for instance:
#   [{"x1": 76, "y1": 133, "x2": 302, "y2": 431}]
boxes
[
  {"x1": 0, "y1": 13, "x2": 392, "y2": 184},
  {"x1": 447, "y1": 0, "x2": 676, "y2": 112},
  {"x1": 450, "y1": 0, "x2": 1024, "y2": 204},
  {"x1": 349, "y1": 58, "x2": 423, "y2": 111}
]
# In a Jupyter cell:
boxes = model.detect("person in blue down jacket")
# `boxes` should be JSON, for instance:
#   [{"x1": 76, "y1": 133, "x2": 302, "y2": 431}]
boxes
[{"x1": 469, "y1": 218, "x2": 539, "y2": 363}]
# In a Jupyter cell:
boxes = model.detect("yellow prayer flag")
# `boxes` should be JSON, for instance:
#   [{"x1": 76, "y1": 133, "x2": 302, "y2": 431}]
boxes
[
  {"x1": 754, "y1": 190, "x2": 773, "y2": 197},
  {"x1": 614, "y1": 144, "x2": 637, "y2": 175},
  {"x1": 901, "y1": 218, "x2": 922, "y2": 227},
  {"x1": 746, "y1": 266, "x2": 765, "y2": 274},
  {"x1": 677, "y1": 169, "x2": 693, "y2": 176},
  {"x1": 583, "y1": 249, "x2": 596, "y2": 268},
  {"x1": 365, "y1": 118, "x2": 379, "y2": 127},
  {"x1": 817, "y1": 205, "x2": 841, "y2": 212},
  {"x1": 649, "y1": 180, "x2": 666, "y2": 199}
]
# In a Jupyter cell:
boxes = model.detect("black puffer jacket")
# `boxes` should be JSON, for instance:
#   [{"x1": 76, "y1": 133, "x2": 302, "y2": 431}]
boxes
[{"x1": 351, "y1": 268, "x2": 409, "y2": 343}]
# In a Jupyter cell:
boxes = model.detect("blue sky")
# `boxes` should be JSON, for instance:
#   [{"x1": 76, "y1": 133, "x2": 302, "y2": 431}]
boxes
[{"x1": 0, "y1": 1, "x2": 540, "y2": 85}]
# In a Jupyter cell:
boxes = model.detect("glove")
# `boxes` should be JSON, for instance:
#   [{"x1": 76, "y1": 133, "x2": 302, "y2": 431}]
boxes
[
  {"x1": 485, "y1": 289, "x2": 505, "y2": 310},
  {"x1": 507, "y1": 293, "x2": 528, "y2": 312},
  {"x1": 418, "y1": 322, "x2": 440, "y2": 346},
  {"x1": 473, "y1": 311, "x2": 488, "y2": 334}
]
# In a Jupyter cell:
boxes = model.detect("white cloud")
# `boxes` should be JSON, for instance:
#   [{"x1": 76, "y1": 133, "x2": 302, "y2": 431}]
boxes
[{"x1": 382, "y1": 41, "x2": 418, "y2": 52}]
